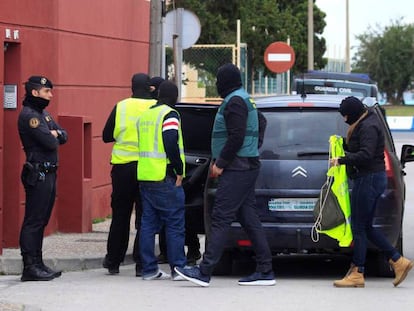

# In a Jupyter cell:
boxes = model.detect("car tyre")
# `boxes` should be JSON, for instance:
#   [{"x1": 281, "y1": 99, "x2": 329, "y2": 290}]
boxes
[{"x1": 212, "y1": 250, "x2": 233, "y2": 276}]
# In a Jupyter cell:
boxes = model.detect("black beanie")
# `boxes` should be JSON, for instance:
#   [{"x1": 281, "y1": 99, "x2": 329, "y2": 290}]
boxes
[
  {"x1": 216, "y1": 63, "x2": 242, "y2": 98},
  {"x1": 131, "y1": 73, "x2": 151, "y2": 98},
  {"x1": 339, "y1": 96, "x2": 366, "y2": 125},
  {"x1": 149, "y1": 76, "x2": 165, "y2": 99},
  {"x1": 158, "y1": 80, "x2": 178, "y2": 107}
]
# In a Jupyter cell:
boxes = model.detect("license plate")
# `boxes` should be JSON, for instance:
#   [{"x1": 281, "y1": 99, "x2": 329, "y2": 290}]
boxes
[{"x1": 268, "y1": 198, "x2": 317, "y2": 211}]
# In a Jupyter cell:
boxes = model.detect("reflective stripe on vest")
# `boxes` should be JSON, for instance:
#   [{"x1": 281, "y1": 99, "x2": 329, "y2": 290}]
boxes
[
  {"x1": 137, "y1": 105, "x2": 185, "y2": 181},
  {"x1": 111, "y1": 97, "x2": 156, "y2": 164}
]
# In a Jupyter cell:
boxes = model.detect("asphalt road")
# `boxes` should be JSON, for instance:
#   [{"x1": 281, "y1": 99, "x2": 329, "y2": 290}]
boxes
[{"x1": 0, "y1": 132, "x2": 413, "y2": 311}]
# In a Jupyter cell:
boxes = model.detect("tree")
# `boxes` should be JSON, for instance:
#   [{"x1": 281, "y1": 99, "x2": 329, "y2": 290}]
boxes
[
  {"x1": 353, "y1": 20, "x2": 414, "y2": 105},
  {"x1": 168, "y1": 0, "x2": 327, "y2": 77}
]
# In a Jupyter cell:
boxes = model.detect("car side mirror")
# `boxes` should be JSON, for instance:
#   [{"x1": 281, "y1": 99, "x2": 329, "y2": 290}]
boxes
[{"x1": 400, "y1": 144, "x2": 414, "y2": 167}]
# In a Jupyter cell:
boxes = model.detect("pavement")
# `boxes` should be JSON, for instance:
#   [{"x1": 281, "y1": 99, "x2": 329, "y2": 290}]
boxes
[
  {"x1": 0, "y1": 218, "x2": 135, "y2": 276},
  {"x1": 0, "y1": 218, "x2": 135, "y2": 311},
  {"x1": 0, "y1": 218, "x2": 206, "y2": 311}
]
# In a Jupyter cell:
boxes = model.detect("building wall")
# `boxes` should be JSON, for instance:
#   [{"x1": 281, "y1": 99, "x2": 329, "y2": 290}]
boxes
[{"x1": 0, "y1": 0, "x2": 151, "y2": 251}]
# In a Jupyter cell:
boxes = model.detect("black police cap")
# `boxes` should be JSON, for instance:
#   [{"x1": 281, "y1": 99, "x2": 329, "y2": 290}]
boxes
[{"x1": 27, "y1": 76, "x2": 53, "y2": 89}]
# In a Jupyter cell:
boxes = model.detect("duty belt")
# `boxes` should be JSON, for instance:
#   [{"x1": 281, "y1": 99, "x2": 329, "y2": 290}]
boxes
[{"x1": 35, "y1": 162, "x2": 58, "y2": 174}]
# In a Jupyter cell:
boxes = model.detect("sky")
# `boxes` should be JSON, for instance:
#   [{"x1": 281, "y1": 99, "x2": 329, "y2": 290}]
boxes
[{"x1": 316, "y1": 0, "x2": 414, "y2": 58}]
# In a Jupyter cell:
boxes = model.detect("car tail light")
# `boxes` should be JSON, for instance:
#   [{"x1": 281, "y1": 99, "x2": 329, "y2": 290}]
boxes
[
  {"x1": 384, "y1": 149, "x2": 393, "y2": 178},
  {"x1": 237, "y1": 239, "x2": 252, "y2": 247}
]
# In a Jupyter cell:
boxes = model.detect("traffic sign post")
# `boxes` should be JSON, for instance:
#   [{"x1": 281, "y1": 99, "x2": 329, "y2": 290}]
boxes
[{"x1": 264, "y1": 41, "x2": 295, "y2": 73}]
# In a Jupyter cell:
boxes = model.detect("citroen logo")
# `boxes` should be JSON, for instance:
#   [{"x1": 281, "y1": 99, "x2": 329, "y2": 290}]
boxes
[{"x1": 292, "y1": 166, "x2": 307, "y2": 178}]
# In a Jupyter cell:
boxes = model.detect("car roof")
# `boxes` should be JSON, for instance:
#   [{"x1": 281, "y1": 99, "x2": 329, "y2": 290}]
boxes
[{"x1": 254, "y1": 94, "x2": 377, "y2": 108}]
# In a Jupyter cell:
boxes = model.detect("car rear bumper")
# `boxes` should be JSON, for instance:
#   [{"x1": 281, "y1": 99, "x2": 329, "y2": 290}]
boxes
[{"x1": 218, "y1": 222, "x2": 399, "y2": 254}]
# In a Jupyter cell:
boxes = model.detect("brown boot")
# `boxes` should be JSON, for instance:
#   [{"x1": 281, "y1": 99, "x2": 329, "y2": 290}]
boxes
[
  {"x1": 333, "y1": 266, "x2": 365, "y2": 288},
  {"x1": 389, "y1": 256, "x2": 414, "y2": 287}
]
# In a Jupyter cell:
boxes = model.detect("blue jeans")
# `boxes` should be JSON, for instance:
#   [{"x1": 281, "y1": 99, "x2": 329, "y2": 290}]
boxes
[
  {"x1": 351, "y1": 171, "x2": 400, "y2": 270},
  {"x1": 139, "y1": 177, "x2": 186, "y2": 276}
]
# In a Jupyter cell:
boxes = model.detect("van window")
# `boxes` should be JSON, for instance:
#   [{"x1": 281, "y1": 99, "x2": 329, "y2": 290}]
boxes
[
  {"x1": 295, "y1": 81, "x2": 369, "y2": 97},
  {"x1": 292, "y1": 71, "x2": 378, "y2": 99},
  {"x1": 260, "y1": 110, "x2": 348, "y2": 160}
]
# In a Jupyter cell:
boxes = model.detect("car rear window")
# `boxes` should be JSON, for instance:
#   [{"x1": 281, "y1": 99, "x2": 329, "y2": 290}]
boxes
[{"x1": 260, "y1": 109, "x2": 348, "y2": 160}]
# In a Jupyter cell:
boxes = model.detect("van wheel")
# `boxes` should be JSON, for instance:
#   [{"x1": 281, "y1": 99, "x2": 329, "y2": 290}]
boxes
[{"x1": 212, "y1": 250, "x2": 233, "y2": 275}]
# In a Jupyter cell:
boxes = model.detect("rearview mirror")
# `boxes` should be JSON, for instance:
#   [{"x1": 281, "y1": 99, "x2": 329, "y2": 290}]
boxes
[{"x1": 400, "y1": 144, "x2": 414, "y2": 167}]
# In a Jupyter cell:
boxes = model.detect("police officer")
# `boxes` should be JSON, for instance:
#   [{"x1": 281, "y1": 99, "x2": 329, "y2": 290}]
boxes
[
  {"x1": 102, "y1": 73, "x2": 156, "y2": 276},
  {"x1": 18, "y1": 76, "x2": 68, "y2": 281}
]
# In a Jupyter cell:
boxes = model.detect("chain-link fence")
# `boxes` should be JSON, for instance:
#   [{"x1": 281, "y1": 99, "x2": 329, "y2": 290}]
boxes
[{"x1": 168, "y1": 44, "x2": 289, "y2": 102}]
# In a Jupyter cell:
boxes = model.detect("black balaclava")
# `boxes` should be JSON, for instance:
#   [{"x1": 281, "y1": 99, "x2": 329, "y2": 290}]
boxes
[
  {"x1": 158, "y1": 80, "x2": 178, "y2": 108},
  {"x1": 339, "y1": 96, "x2": 366, "y2": 125},
  {"x1": 131, "y1": 73, "x2": 152, "y2": 99},
  {"x1": 215, "y1": 63, "x2": 243, "y2": 98},
  {"x1": 149, "y1": 76, "x2": 165, "y2": 99},
  {"x1": 23, "y1": 76, "x2": 53, "y2": 112}
]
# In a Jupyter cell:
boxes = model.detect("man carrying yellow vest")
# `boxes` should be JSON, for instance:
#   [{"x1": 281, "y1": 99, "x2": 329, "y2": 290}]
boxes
[
  {"x1": 137, "y1": 81, "x2": 186, "y2": 280},
  {"x1": 102, "y1": 73, "x2": 156, "y2": 276}
]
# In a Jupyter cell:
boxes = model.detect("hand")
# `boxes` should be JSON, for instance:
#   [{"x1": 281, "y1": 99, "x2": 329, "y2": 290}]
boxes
[
  {"x1": 50, "y1": 130, "x2": 58, "y2": 138},
  {"x1": 210, "y1": 163, "x2": 223, "y2": 177},
  {"x1": 175, "y1": 175, "x2": 183, "y2": 187},
  {"x1": 330, "y1": 158, "x2": 340, "y2": 166}
]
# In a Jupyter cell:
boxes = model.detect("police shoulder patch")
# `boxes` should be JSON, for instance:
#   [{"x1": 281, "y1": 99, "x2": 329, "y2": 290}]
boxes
[{"x1": 29, "y1": 118, "x2": 40, "y2": 128}]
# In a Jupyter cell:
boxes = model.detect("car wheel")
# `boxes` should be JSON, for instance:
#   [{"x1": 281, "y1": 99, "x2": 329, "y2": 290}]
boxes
[
  {"x1": 369, "y1": 251, "x2": 394, "y2": 277},
  {"x1": 212, "y1": 250, "x2": 233, "y2": 276},
  {"x1": 367, "y1": 228, "x2": 403, "y2": 278}
]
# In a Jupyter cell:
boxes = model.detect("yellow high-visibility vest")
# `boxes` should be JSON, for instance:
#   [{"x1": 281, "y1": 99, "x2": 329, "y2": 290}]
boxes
[
  {"x1": 111, "y1": 97, "x2": 156, "y2": 164},
  {"x1": 137, "y1": 104, "x2": 185, "y2": 181},
  {"x1": 319, "y1": 135, "x2": 353, "y2": 247}
]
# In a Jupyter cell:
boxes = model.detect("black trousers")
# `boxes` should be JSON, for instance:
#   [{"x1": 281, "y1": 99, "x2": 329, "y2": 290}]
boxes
[
  {"x1": 199, "y1": 168, "x2": 273, "y2": 276},
  {"x1": 20, "y1": 172, "x2": 56, "y2": 257},
  {"x1": 106, "y1": 162, "x2": 141, "y2": 266}
]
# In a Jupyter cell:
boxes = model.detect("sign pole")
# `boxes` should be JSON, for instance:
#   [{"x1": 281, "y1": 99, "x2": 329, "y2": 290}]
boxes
[
  {"x1": 287, "y1": 37, "x2": 291, "y2": 94},
  {"x1": 173, "y1": 8, "x2": 183, "y2": 101}
]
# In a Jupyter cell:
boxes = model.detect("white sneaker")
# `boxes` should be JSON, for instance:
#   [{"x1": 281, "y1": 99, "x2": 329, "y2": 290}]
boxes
[
  {"x1": 142, "y1": 269, "x2": 170, "y2": 280},
  {"x1": 171, "y1": 271, "x2": 186, "y2": 281}
]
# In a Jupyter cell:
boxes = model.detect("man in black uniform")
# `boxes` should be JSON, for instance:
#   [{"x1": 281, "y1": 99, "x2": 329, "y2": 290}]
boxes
[{"x1": 18, "y1": 76, "x2": 68, "y2": 281}]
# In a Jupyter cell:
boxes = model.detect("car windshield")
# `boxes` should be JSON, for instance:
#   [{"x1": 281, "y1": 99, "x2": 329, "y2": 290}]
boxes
[{"x1": 260, "y1": 110, "x2": 348, "y2": 160}]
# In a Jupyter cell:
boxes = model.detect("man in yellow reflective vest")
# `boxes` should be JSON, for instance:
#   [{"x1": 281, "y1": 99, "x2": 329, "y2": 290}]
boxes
[
  {"x1": 137, "y1": 81, "x2": 186, "y2": 280},
  {"x1": 102, "y1": 73, "x2": 156, "y2": 276}
]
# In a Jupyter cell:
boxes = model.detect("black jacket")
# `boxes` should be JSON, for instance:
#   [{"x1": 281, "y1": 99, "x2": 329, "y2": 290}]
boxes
[
  {"x1": 339, "y1": 109, "x2": 385, "y2": 179},
  {"x1": 18, "y1": 102, "x2": 68, "y2": 164}
]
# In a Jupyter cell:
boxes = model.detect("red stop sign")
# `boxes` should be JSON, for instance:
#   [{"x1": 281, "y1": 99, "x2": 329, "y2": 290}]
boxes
[{"x1": 264, "y1": 42, "x2": 295, "y2": 73}]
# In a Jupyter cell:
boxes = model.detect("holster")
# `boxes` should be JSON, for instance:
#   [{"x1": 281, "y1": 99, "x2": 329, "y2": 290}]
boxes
[{"x1": 21, "y1": 162, "x2": 39, "y2": 187}]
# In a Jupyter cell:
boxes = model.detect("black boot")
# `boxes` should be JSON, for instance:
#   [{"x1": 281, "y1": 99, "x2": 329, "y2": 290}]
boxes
[
  {"x1": 102, "y1": 255, "x2": 120, "y2": 275},
  {"x1": 21, "y1": 255, "x2": 55, "y2": 282},
  {"x1": 39, "y1": 253, "x2": 62, "y2": 278}
]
